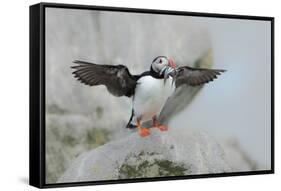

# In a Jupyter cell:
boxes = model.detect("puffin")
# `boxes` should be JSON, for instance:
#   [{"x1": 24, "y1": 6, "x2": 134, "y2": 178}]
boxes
[{"x1": 71, "y1": 56, "x2": 225, "y2": 137}]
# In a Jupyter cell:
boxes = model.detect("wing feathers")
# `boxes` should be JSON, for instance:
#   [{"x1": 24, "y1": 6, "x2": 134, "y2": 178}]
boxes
[
  {"x1": 175, "y1": 66, "x2": 225, "y2": 87},
  {"x1": 71, "y1": 60, "x2": 137, "y2": 97}
]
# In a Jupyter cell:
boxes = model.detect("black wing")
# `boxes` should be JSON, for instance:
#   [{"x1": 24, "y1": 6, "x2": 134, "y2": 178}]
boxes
[
  {"x1": 71, "y1": 60, "x2": 137, "y2": 97},
  {"x1": 175, "y1": 66, "x2": 226, "y2": 87}
]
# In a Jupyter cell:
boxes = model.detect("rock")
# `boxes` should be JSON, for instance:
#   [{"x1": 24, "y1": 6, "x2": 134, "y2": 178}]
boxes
[
  {"x1": 58, "y1": 128, "x2": 254, "y2": 182},
  {"x1": 46, "y1": 114, "x2": 110, "y2": 183}
]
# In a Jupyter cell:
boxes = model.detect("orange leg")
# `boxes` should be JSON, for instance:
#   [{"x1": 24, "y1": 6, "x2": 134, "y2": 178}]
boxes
[
  {"x1": 152, "y1": 116, "x2": 168, "y2": 131},
  {"x1": 137, "y1": 118, "x2": 150, "y2": 137}
]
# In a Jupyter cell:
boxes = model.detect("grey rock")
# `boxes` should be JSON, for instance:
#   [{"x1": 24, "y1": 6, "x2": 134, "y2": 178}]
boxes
[{"x1": 58, "y1": 128, "x2": 254, "y2": 182}]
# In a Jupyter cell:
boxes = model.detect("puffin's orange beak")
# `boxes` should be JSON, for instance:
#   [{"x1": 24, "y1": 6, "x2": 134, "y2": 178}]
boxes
[{"x1": 168, "y1": 58, "x2": 177, "y2": 69}]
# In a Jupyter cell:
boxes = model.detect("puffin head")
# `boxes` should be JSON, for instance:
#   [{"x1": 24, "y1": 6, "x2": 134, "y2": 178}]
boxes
[{"x1": 151, "y1": 56, "x2": 177, "y2": 78}]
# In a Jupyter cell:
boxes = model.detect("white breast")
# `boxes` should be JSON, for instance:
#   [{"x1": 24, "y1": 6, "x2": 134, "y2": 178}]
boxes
[{"x1": 133, "y1": 76, "x2": 175, "y2": 122}]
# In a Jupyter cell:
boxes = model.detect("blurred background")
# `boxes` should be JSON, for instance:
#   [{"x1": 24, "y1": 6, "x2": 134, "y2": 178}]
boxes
[{"x1": 45, "y1": 8, "x2": 271, "y2": 183}]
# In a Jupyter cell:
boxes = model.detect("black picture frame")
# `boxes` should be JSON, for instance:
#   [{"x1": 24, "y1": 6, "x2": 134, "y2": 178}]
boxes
[{"x1": 29, "y1": 2, "x2": 275, "y2": 189}]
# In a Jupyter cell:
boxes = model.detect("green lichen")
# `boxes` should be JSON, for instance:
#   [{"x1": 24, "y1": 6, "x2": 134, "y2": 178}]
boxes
[
  {"x1": 96, "y1": 106, "x2": 103, "y2": 119},
  {"x1": 46, "y1": 120, "x2": 110, "y2": 183},
  {"x1": 118, "y1": 151, "x2": 188, "y2": 179},
  {"x1": 47, "y1": 104, "x2": 68, "y2": 114},
  {"x1": 85, "y1": 128, "x2": 110, "y2": 149},
  {"x1": 62, "y1": 135, "x2": 78, "y2": 147},
  {"x1": 155, "y1": 160, "x2": 186, "y2": 176}
]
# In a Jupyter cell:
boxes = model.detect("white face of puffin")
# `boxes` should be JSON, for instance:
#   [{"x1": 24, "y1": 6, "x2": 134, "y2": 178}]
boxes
[{"x1": 151, "y1": 56, "x2": 177, "y2": 79}]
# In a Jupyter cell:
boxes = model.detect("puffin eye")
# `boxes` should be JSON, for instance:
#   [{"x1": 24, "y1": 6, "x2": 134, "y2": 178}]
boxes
[{"x1": 159, "y1": 59, "x2": 162, "y2": 64}]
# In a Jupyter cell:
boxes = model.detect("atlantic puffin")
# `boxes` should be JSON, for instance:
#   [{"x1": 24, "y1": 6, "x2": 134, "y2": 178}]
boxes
[{"x1": 71, "y1": 56, "x2": 225, "y2": 137}]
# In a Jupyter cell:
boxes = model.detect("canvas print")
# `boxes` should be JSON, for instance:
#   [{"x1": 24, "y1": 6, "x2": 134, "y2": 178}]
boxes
[{"x1": 44, "y1": 6, "x2": 272, "y2": 184}]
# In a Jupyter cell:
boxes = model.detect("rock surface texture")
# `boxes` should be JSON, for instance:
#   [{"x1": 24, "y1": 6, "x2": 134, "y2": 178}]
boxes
[{"x1": 58, "y1": 128, "x2": 255, "y2": 182}]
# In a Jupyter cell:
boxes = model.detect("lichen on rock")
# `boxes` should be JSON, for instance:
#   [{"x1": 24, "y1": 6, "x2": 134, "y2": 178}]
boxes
[
  {"x1": 118, "y1": 151, "x2": 189, "y2": 179},
  {"x1": 46, "y1": 113, "x2": 110, "y2": 183},
  {"x1": 57, "y1": 128, "x2": 255, "y2": 183}
]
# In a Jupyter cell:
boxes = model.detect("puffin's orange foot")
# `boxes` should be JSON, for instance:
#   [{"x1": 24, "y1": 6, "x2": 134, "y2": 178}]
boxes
[
  {"x1": 138, "y1": 128, "x2": 150, "y2": 137},
  {"x1": 156, "y1": 124, "x2": 168, "y2": 131},
  {"x1": 152, "y1": 116, "x2": 168, "y2": 132}
]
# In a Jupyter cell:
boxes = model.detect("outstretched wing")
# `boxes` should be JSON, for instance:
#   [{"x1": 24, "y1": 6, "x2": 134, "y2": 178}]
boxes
[
  {"x1": 71, "y1": 60, "x2": 137, "y2": 97},
  {"x1": 158, "y1": 51, "x2": 224, "y2": 125},
  {"x1": 175, "y1": 66, "x2": 226, "y2": 87}
]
